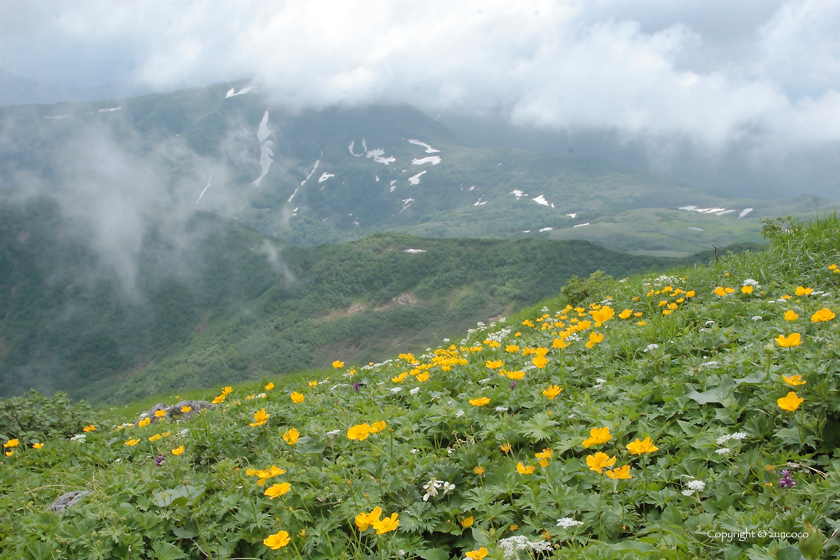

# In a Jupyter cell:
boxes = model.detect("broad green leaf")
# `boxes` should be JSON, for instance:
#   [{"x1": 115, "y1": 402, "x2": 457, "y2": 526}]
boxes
[{"x1": 685, "y1": 378, "x2": 735, "y2": 404}]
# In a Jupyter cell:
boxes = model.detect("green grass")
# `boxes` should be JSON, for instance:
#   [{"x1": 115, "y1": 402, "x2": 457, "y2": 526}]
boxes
[{"x1": 2, "y1": 214, "x2": 840, "y2": 559}]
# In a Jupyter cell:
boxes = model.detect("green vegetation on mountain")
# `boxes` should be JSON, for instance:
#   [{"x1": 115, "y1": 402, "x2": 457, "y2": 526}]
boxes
[
  {"x1": 1, "y1": 214, "x2": 839, "y2": 559},
  {"x1": 1, "y1": 197, "x2": 762, "y2": 404}
]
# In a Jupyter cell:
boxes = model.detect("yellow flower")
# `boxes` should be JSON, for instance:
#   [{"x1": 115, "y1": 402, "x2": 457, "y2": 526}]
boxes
[
  {"x1": 725, "y1": 287, "x2": 735, "y2": 293},
  {"x1": 264, "y1": 482, "x2": 291, "y2": 498},
  {"x1": 180, "y1": 406, "x2": 192, "y2": 413},
  {"x1": 775, "y1": 333, "x2": 802, "y2": 348},
  {"x1": 535, "y1": 448, "x2": 554, "y2": 459},
  {"x1": 370, "y1": 421, "x2": 387, "y2": 433},
  {"x1": 283, "y1": 428, "x2": 300, "y2": 445},
  {"x1": 741, "y1": 285, "x2": 754, "y2": 294},
  {"x1": 83, "y1": 424, "x2": 96, "y2": 432},
  {"x1": 263, "y1": 530, "x2": 290, "y2": 549},
  {"x1": 171, "y1": 446, "x2": 185, "y2": 455},
  {"x1": 485, "y1": 360, "x2": 503, "y2": 369},
  {"x1": 522, "y1": 319, "x2": 534, "y2": 327},
  {"x1": 637, "y1": 320, "x2": 647, "y2": 326},
  {"x1": 505, "y1": 344, "x2": 520, "y2": 353},
  {"x1": 509, "y1": 524, "x2": 519, "y2": 531},
  {"x1": 250, "y1": 408, "x2": 270, "y2": 427},
  {"x1": 830, "y1": 264, "x2": 838, "y2": 271},
  {"x1": 780, "y1": 294, "x2": 792, "y2": 300},
  {"x1": 355, "y1": 507, "x2": 383, "y2": 531},
  {"x1": 473, "y1": 466, "x2": 485, "y2": 475},
  {"x1": 782, "y1": 375, "x2": 806, "y2": 387},
  {"x1": 373, "y1": 512, "x2": 399, "y2": 534},
  {"x1": 543, "y1": 385, "x2": 563, "y2": 400},
  {"x1": 516, "y1": 462, "x2": 536, "y2": 474},
  {"x1": 416, "y1": 372, "x2": 430, "y2": 382},
  {"x1": 552, "y1": 338, "x2": 569, "y2": 349},
  {"x1": 265, "y1": 382, "x2": 275, "y2": 391},
  {"x1": 795, "y1": 286, "x2": 813, "y2": 296},
  {"x1": 223, "y1": 386, "x2": 233, "y2": 394},
  {"x1": 461, "y1": 516, "x2": 474, "y2": 528},
  {"x1": 290, "y1": 391, "x2": 304, "y2": 404},
  {"x1": 777, "y1": 392, "x2": 803, "y2": 412},
  {"x1": 308, "y1": 380, "x2": 318, "y2": 387},
  {"x1": 500, "y1": 443, "x2": 512, "y2": 453},
  {"x1": 332, "y1": 360, "x2": 344, "y2": 368},
  {"x1": 392, "y1": 372, "x2": 408, "y2": 383},
  {"x1": 532, "y1": 355, "x2": 549, "y2": 369},
  {"x1": 713, "y1": 287, "x2": 727, "y2": 296},
  {"x1": 784, "y1": 310, "x2": 799, "y2": 321},
  {"x1": 626, "y1": 437, "x2": 658, "y2": 455},
  {"x1": 606, "y1": 465, "x2": 632, "y2": 479},
  {"x1": 506, "y1": 370, "x2": 525, "y2": 380},
  {"x1": 125, "y1": 439, "x2": 140, "y2": 446},
  {"x1": 585, "y1": 332, "x2": 604, "y2": 348},
  {"x1": 686, "y1": 290, "x2": 696, "y2": 297},
  {"x1": 162, "y1": 431, "x2": 171, "y2": 437},
  {"x1": 619, "y1": 309, "x2": 633, "y2": 319},
  {"x1": 590, "y1": 306, "x2": 615, "y2": 324},
  {"x1": 466, "y1": 547, "x2": 489, "y2": 559},
  {"x1": 811, "y1": 308, "x2": 836, "y2": 323},
  {"x1": 586, "y1": 452, "x2": 617, "y2": 473},
  {"x1": 470, "y1": 397, "x2": 490, "y2": 407},
  {"x1": 256, "y1": 466, "x2": 286, "y2": 485},
  {"x1": 211, "y1": 395, "x2": 225, "y2": 405},
  {"x1": 347, "y1": 424, "x2": 371, "y2": 441},
  {"x1": 3, "y1": 438, "x2": 19, "y2": 448},
  {"x1": 149, "y1": 434, "x2": 162, "y2": 442},
  {"x1": 155, "y1": 410, "x2": 167, "y2": 418},
  {"x1": 33, "y1": 443, "x2": 43, "y2": 449},
  {"x1": 582, "y1": 426, "x2": 612, "y2": 448}
]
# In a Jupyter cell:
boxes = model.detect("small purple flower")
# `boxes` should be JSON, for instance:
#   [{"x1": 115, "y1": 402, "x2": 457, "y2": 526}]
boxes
[
  {"x1": 155, "y1": 455, "x2": 165, "y2": 467},
  {"x1": 353, "y1": 381, "x2": 360, "y2": 393},
  {"x1": 779, "y1": 469, "x2": 796, "y2": 488},
  {"x1": 510, "y1": 381, "x2": 516, "y2": 390}
]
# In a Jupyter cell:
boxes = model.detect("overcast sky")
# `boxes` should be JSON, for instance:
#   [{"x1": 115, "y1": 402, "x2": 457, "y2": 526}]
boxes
[{"x1": 2, "y1": 0, "x2": 839, "y2": 197}]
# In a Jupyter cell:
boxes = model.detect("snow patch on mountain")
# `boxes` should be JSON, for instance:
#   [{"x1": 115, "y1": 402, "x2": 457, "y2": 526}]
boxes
[
  {"x1": 412, "y1": 156, "x2": 441, "y2": 165},
  {"x1": 225, "y1": 86, "x2": 253, "y2": 98},
  {"x1": 511, "y1": 190, "x2": 527, "y2": 198},
  {"x1": 408, "y1": 170, "x2": 427, "y2": 185},
  {"x1": 688, "y1": 227, "x2": 704, "y2": 231},
  {"x1": 539, "y1": 227, "x2": 553, "y2": 232},
  {"x1": 573, "y1": 223, "x2": 590, "y2": 228},
  {"x1": 301, "y1": 160, "x2": 320, "y2": 185},
  {"x1": 288, "y1": 187, "x2": 299, "y2": 202},
  {"x1": 739, "y1": 208, "x2": 754, "y2": 218},
  {"x1": 252, "y1": 111, "x2": 274, "y2": 186},
  {"x1": 318, "y1": 172, "x2": 334, "y2": 183},
  {"x1": 97, "y1": 107, "x2": 121, "y2": 113},
  {"x1": 195, "y1": 174, "x2": 212, "y2": 205},
  {"x1": 401, "y1": 198, "x2": 415, "y2": 212},
  {"x1": 533, "y1": 195, "x2": 550, "y2": 207},
  {"x1": 407, "y1": 139, "x2": 440, "y2": 153},
  {"x1": 404, "y1": 249, "x2": 427, "y2": 254}
]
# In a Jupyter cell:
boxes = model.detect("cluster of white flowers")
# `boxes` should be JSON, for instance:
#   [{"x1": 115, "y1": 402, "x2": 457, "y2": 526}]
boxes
[
  {"x1": 455, "y1": 409, "x2": 465, "y2": 418},
  {"x1": 556, "y1": 517, "x2": 584, "y2": 528},
  {"x1": 682, "y1": 479, "x2": 706, "y2": 495},
  {"x1": 593, "y1": 378, "x2": 606, "y2": 389},
  {"x1": 484, "y1": 328, "x2": 512, "y2": 343},
  {"x1": 478, "y1": 377, "x2": 492, "y2": 384},
  {"x1": 499, "y1": 536, "x2": 552, "y2": 558},
  {"x1": 495, "y1": 406, "x2": 508, "y2": 412},
  {"x1": 410, "y1": 387, "x2": 421, "y2": 396},
  {"x1": 390, "y1": 387, "x2": 402, "y2": 394},
  {"x1": 743, "y1": 279, "x2": 761, "y2": 288},
  {"x1": 716, "y1": 448, "x2": 730, "y2": 455},
  {"x1": 541, "y1": 306, "x2": 550, "y2": 313},
  {"x1": 70, "y1": 434, "x2": 86, "y2": 443},
  {"x1": 644, "y1": 344, "x2": 659, "y2": 353},
  {"x1": 700, "y1": 361, "x2": 720, "y2": 368},
  {"x1": 566, "y1": 333, "x2": 581, "y2": 342},
  {"x1": 422, "y1": 478, "x2": 442, "y2": 501},
  {"x1": 716, "y1": 432, "x2": 747, "y2": 445},
  {"x1": 325, "y1": 429, "x2": 341, "y2": 437},
  {"x1": 752, "y1": 316, "x2": 763, "y2": 321}
]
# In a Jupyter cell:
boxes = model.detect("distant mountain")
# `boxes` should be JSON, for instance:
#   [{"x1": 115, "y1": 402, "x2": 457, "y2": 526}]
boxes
[{"x1": 0, "y1": 80, "x2": 836, "y2": 257}]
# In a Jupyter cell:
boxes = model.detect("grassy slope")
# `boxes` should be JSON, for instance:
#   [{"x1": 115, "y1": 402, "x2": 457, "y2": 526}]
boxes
[{"x1": 2, "y1": 215, "x2": 839, "y2": 559}]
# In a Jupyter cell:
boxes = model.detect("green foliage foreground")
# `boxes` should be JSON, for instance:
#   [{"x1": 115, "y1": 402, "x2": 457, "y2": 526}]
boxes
[{"x1": 2, "y1": 215, "x2": 840, "y2": 559}]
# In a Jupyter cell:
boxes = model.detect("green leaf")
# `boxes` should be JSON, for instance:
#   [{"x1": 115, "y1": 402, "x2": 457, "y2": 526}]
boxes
[
  {"x1": 610, "y1": 541, "x2": 654, "y2": 553},
  {"x1": 799, "y1": 521, "x2": 824, "y2": 560},
  {"x1": 151, "y1": 541, "x2": 188, "y2": 560},
  {"x1": 734, "y1": 371, "x2": 768, "y2": 385},
  {"x1": 417, "y1": 550, "x2": 450, "y2": 560},
  {"x1": 685, "y1": 378, "x2": 735, "y2": 404},
  {"x1": 519, "y1": 412, "x2": 559, "y2": 441},
  {"x1": 776, "y1": 545, "x2": 806, "y2": 560},
  {"x1": 471, "y1": 527, "x2": 493, "y2": 546}
]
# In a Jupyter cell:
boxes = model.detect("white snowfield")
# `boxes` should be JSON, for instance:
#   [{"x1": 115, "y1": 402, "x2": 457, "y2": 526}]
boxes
[
  {"x1": 688, "y1": 227, "x2": 704, "y2": 231},
  {"x1": 225, "y1": 86, "x2": 253, "y2": 98},
  {"x1": 288, "y1": 188, "x2": 299, "y2": 202},
  {"x1": 403, "y1": 249, "x2": 427, "y2": 254},
  {"x1": 301, "y1": 160, "x2": 320, "y2": 185},
  {"x1": 407, "y1": 139, "x2": 440, "y2": 153},
  {"x1": 348, "y1": 140, "x2": 363, "y2": 156},
  {"x1": 375, "y1": 176, "x2": 380, "y2": 182},
  {"x1": 408, "y1": 170, "x2": 427, "y2": 185},
  {"x1": 680, "y1": 205, "x2": 754, "y2": 218},
  {"x1": 573, "y1": 223, "x2": 590, "y2": 228},
  {"x1": 539, "y1": 227, "x2": 553, "y2": 232},
  {"x1": 566, "y1": 212, "x2": 578, "y2": 218},
  {"x1": 43, "y1": 114, "x2": 75, "y2": 120},
  {"x1": 318, "y1": 172, "x2": 334, "y2": 183},
  {"x1": 195, "y1": 174, "x2": 212, "y2": 205},
  {"x1": 401, "y1": 198, "x2": 415, "y2": 212},
  {"x1": 252, "y1": 111, "x2": 273, "y2": 186},
  {"x1": 412, "y1": 156, "x2": 441, "y2": 165},
  {"x1": 97, "y1": 107, "x2": 121, "y2": 113},
  {"x1": 739, "y1": 208, "x2": 754, "y2": 218},
  {"x1": 360, "y1": 139, "x2": 395, "y2": 164},
  {"x1": 522, "y1": 230, "x2": 531, "y2": 233},
  {"x1": 510, "y1": 190, "x2": 527, "y2": 198},
  {"x1": 532, "y1": 195, "x2": 550, "y2": 207},
  {"x1": 715, "y1": 210, "x2": 736, "y2": 216},
  {"x1": 474, "y1": 197, "x2": 487, "y2": 206}
]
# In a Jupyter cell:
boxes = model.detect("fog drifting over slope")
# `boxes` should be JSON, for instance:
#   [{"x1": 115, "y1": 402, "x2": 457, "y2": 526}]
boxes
[{"x1": 1, "y1": 0, "x2": 839, "y2": 197}]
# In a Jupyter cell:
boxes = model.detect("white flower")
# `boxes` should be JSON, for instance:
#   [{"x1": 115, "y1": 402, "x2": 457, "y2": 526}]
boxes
[
  {"x1": 410, "y1": 387, "x2": 420, "y2": 395},
  {"x1": 326, "y1": 429, "x2": 341, "y2": 437},
  {"x1": 700, "y1": 361, "x2": 720, "y2": 368},
  {"x1": 530, "y1": 541, "x2": 552, "y2": 553},
  {"x1": 556, "y1": 518, "x2": 584, "y2": 528},
  {"x1": 478, "y1": 377, "x2": 492, "y2": 384},
  {"x1": 390, "y1": 387, "x2": 403, "y2": 394},
  {"x1": 644, "y1": 344, "x2": 659, "y2": 352},
  {"x1": 443, "y1": 338, "x2": 450, "y2": 342},
  {"x1": 476, "y1": 321, "x2": 485, "y2": 327},
  {"x1": 442, "y1": 482, "x2": 455, "y2": 494},
  {"x1": 730, "y1": 432, "x2": 747, "y2": 441},
  {"x1": 455, "y1": 409, "x2": 465, "y2": 418},
  {"x1": 743, "y1": 279, "x2": 761, "y2": 288},
  {"x1": 716, "y1": 434, "x2": 731, "y2": 445},
  {"x1": 70, "y1": 434, "x2": 86, "y2": 443},
  {"x1": 716, "y1": 448, "x2": 730, "y2": 455},
  {"x1": 752, "y1": 316, "x2": 762, "y2": 321},
  {"x1": 179, "y1": 429, "x2": 189, "y2": 436},
  {"x1": 256, "y1": 392, "x2": 267, "y2": 398},
  {"x1": 681, "y1": 489, "x2": 695, "y2": 496},
  {"x1": 705, "y1": 320, "x2": 716, "y2": 326},
  {"x1": 410, "y1": 448, "x2": 418, "y2": 454},
  {"x1": 686, "y1": 479, "x2": 706, "y2": 491},
  {"x1": 422, "y1": 478, "x2": 443, "y2": 501},
  {"x1": 495, "y1": 406, "x2": 509, "y2": 412}
]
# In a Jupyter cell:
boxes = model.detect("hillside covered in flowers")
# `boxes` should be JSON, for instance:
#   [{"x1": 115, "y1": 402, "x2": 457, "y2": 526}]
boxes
[{"x1": 2, "y1": 215, "x2": 840, "y2": 559}]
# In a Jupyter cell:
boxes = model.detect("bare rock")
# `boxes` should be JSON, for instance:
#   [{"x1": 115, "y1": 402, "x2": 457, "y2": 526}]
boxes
[{"x1": 49, "y1": 490, "x2": 90, "y2": 513}]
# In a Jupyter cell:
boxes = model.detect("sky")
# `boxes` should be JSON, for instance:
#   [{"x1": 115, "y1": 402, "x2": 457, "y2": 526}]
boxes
[{"x1": 1, "y1": 0, "x2": 839, "y2": 198}]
